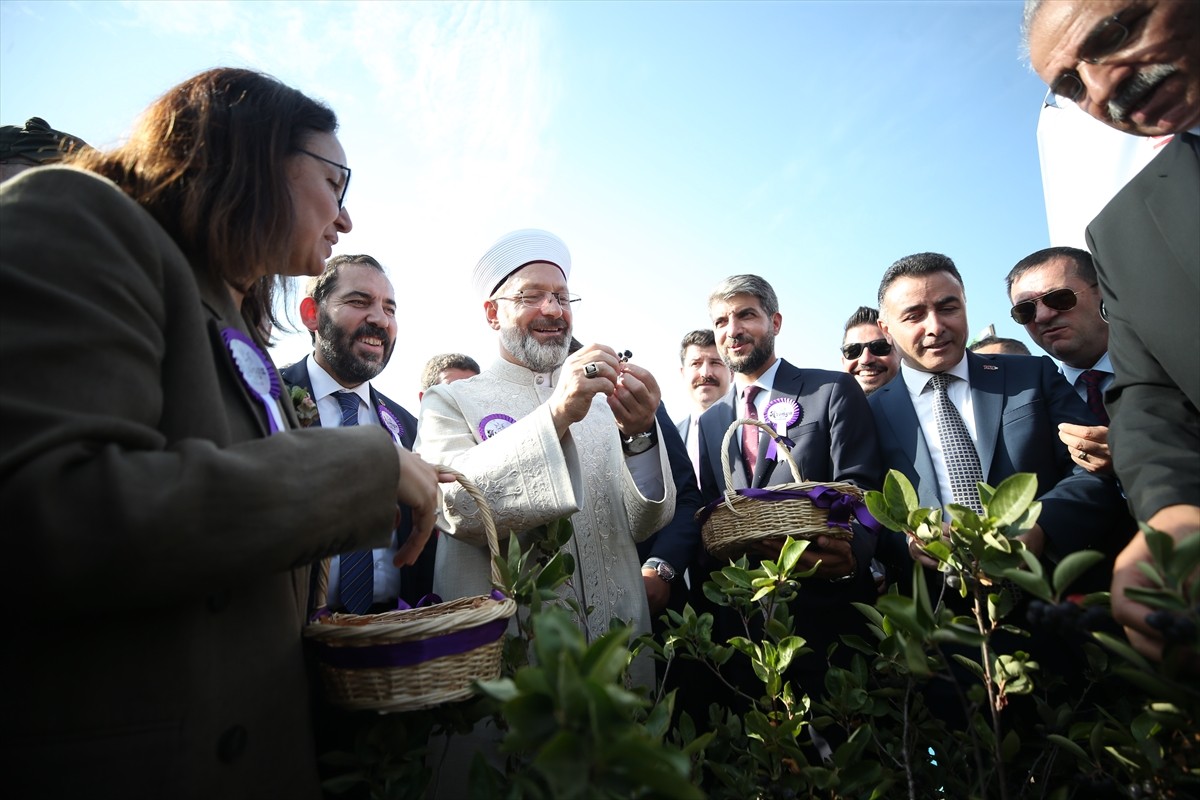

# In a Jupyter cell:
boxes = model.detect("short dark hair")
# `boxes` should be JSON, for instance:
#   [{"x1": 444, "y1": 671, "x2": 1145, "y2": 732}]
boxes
[
  {"x1": 842, "y1": 306, "x2": 880, "y2": 335},
  {"x1": 1005, "y1": 246, "x2": 1096, "y2": 296},
  {"x1": 309, "y1": 254, "x2": 386, "y2": 306},
  {"x1": 970, "y1": 335, "x2": 1031, "y2": 356},
  {"x1": 419, "y1": 353, "x2": 481, "y2": 391},
  {"x1": 708, "y1": 274, "x2": 779, "y2": 318},
  {"x1": 679, "y1": 329, "x2": 716, "y2": 364},
  {"x1": 877, "y1": 252, "x2": 965, "y2": 312}
]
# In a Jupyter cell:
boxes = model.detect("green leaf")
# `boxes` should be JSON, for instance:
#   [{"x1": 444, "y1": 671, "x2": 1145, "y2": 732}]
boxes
[
  {"x1": 883, "y1": 468, "x2": 918, "y2": 514},
  {"x1": 987, "y1": 473, "x2": 1038, "y2": 526},
  {"x1": 1046, "y1": 733, "x2": 1089, "y2": 762},
  {"x1": 1000, "y1": 567, "x2": 1053, "y2": 602},
  {"x1": 864, "y1": 491, "x2": 907, "y2": 533},
  {"x1": 1052, "y1": 550, "x2": 1106, "y2": 595}
]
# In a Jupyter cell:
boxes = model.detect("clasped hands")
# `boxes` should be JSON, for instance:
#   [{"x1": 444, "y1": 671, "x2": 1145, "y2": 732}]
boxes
[{"x1": 550, "y1": 343, "x2": 661, "y2": 438}]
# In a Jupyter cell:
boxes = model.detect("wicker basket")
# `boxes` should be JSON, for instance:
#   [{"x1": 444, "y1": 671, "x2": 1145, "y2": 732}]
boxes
[
  {"x1": 304, "y1": 466, "x2": 516, "y2": 712},
  {"x1": 699, "y1": 418, "x2": 864, "y2": 560}
]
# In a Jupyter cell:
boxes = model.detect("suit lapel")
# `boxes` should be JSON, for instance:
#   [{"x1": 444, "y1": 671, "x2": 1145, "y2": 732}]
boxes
[
  {"x1": 280, "y1": 359, "x2": 321, "y2": 429},
  {"x1": 756, "y1": 360, "x2": 805, "y2": 487},
  {"x1": 197, "y1": 273, "x2": 276, "y2": 438},
  {"x1": 1144, "y1": 135, "x2": 1200, "y2": 288},
  {"x1": 875, "y1": 378, "x2": 942, "y2": 508},
  {"x1": 700, "y1": 389, "x2": 741, "y2": 492},
  {"x1": 967, "y1": 352, "x2": 1002, "y2": 480}
]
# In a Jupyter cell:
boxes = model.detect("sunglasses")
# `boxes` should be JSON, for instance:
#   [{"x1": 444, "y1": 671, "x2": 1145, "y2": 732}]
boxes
[
  {"x1": 841, "y1": 339, "x2": 892, "y2": 360},
  {"x1": 1009, "y1": 287, "x2": 1089, "y2": 325}
]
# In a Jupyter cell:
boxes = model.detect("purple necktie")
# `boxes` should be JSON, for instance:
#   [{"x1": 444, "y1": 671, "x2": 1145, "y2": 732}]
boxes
[
  {"x1": 742, "y1": 385, "x2": 761, "y2": 482},
  {"x1": 1078, "y1": 370, "x2": 1110, "y2": 425}
]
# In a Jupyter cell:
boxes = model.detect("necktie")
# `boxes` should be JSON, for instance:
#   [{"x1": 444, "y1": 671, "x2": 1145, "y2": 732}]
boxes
[
  {"x1": 929, "y1": 373, "x2": 983, "y2": 514},
  {"x1": 741, "y1": 385, "x2": 761, "y2": 482},
  {"x1": 1078, "y1": 370, "x2": 1110, "y2": 425},
  {"x1": 335, "y1": 391, "x2": 373, "y2": 614}
]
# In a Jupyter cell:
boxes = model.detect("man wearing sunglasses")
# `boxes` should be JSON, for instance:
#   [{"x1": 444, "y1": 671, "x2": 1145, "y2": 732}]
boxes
[
  {"x1": 840, "y1": 306, "x2": 900, "y2": 396},
  {"x1": 1025, "y1": 0, "x2": 1199, "y2": 662},
  {"x1": 1007, "y1": 247, "x2": 1113, "y2": 475}
]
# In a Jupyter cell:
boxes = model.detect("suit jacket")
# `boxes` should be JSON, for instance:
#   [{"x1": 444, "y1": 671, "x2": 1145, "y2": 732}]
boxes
[
  {"x1": 868, "y1": 352, "x2": 1130, "y2": 572},
  {"x1": 279, "y1": 358, "x2": 434, "y2": 608},
  {"x1": 676, "y1": 415, "x2": 690, "y2": 442},
  {"x1": 1086, "y1": 132, "x2": 1200, "y2": 521},
  {"x1": 0, "y1": 167, "x2": 400, "y2": 799}
]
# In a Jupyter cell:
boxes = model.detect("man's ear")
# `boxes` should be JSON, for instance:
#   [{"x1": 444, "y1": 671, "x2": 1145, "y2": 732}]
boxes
[
  {"x1": 299, "y1": 296, "x2": 320, "y2": 333},
  {"x1": 771, "y1": 311, "x2": 783, "y2": 336},
  {"x1": 484, "y1": 299, "x2": 501, "y2": 331}
]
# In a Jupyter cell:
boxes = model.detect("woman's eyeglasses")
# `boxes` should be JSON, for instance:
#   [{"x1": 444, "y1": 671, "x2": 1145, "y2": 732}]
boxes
[
  {"x1": 841, "y1": 339, "x2": 892, "y2": 360},
  {"x1": 297, "y1": 148, "x2": 351, "y2": 208},
  {"x1": 1009, "y1": 287, "x2": 1088, "y2": 325}
]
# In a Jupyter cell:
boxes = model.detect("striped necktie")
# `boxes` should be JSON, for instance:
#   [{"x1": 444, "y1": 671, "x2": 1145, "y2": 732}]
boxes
[{"x1": 335, "y1": 391, "x2": 373, "y2": 614}]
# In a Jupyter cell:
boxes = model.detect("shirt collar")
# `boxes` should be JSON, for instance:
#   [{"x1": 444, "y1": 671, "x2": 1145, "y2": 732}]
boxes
[
  {"x1": 733, "y1": 357, "x2": 782, "y2": 396},
  {"x1": 306, "y1": 354, "x2": 371, "y2": 405},
  {"x1": 900, "y1": 353, "x2": 970, "y2": 397},
  {"x1": 1061, "y1": 351, "x2": 1112, "y2": 386}
]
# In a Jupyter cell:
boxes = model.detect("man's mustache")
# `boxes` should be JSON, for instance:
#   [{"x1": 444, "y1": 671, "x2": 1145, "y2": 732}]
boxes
[
  {"x1": 1109, "y1": 63, "x2": 1176, "y2": 123},
  {"x1": 693, "y1": 376, "x2": 721, "y2": 387}
]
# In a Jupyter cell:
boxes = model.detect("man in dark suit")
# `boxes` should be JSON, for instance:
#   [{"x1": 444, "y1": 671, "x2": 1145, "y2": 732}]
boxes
[
  {"x1": 870, "y1": 252, "x2": 1128, "y2": 586},
  {"x1": 695, "y1": 274, "x2": 883, "y2": 707},
  {"x1": 280, "y1": 254, "x2": 431, "y2": 610},
  {"x1": 1024, "y1": 0, "x2": 1199, "y2": 660}
]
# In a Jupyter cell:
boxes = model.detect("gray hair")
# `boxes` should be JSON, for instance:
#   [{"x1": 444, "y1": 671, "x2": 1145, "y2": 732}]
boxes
[
  {"x1": 707, "y1": 274, "x2": 779, "y2": 318},
  {"x1": 1020, "y1": 0, "x2": 1046, "y2": 59}
]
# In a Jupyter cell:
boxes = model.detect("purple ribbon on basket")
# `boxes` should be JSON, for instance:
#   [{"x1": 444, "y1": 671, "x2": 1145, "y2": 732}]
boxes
[
  {"x1": 312, "y1": 591, "x2": 510, "y2": 669},
  {"x1": 696, "y1": 485, "x2": 882, "y2": 533}
]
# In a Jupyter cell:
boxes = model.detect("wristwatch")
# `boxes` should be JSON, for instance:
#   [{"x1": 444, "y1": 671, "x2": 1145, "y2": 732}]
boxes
[
  {"x1": 621, "y1": 427, "x2": 658, "y2": 455},
  {"x1": 642, "y1": 557, "x2": 676, "y2": 582}
]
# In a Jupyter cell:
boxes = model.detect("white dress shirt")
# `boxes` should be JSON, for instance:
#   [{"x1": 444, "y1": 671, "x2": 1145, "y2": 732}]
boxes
[
  {"x1": 900, "y1": 356, "x2": 979, "y2": 509},
  {"x1": 732, "y1": 358, "x2": 783, "y2": 459},
  {"x1": 306, "y1": 354, "x2": 402, "y2": 607}
]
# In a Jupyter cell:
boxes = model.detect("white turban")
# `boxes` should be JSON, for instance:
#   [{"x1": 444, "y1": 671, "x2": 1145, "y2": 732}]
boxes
[{"x1": 472, "y1": 228, "x2": 572, "y2": 299}]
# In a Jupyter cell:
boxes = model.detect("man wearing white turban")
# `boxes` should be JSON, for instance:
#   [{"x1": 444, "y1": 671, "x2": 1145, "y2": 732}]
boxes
[{"x1": 415, "y1": 228, "x2": 675, "y2": 692}]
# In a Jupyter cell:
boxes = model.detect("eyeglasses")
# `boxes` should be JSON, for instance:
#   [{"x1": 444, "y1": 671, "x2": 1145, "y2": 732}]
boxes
[
  {"x1": 1009, "y1": 287, "x2": 1091, "y2": 325},
  {"x1": 1047, "y1": 10, "x2": 1136, "y2": 104},
  {"x1": 296, "y1": 148, "x2": 351, "y2": 208},
  {"x1": 493, "y1": 290, "x2": 581, "y2": 309},
  {"x1": 841, "y1": 339, "x2": 892, "y2": 360}
]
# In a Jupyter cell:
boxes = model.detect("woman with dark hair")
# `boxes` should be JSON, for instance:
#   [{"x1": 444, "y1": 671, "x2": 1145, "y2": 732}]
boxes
[{"x1": 0, "y1": 68, "x2": 445, "y2": 798}]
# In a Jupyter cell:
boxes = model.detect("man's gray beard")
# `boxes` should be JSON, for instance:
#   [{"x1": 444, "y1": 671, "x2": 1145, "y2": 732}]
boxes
[
  {"x1": 500, "y1": 323, "x2": 571, "y2": 374},
  {"x1": 724, "y1": 330, "x2": 775, "y2": 376}
]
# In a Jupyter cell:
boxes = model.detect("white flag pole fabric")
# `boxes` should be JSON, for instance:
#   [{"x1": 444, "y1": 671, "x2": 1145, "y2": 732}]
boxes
[{"x1": 1036, "y1": 97, "x2": 1172, "y2": 247}]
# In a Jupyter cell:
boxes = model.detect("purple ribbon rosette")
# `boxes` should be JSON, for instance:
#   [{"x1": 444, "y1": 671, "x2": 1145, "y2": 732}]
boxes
[
  {"x1": 221, "y1": 327, "x2": 283, "y2": 434},
  {"x1": 763, "y1": 397, "x2": 801, "y2": 460},
  {"x1": 377, "y1": 403, "x2": 406, "y2": 444}
]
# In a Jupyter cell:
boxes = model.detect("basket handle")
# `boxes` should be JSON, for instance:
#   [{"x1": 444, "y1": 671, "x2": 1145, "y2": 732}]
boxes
[
  {"x1": 719, "y1": 417, "x2": 806, "y2": 488},
  {"x1": 435, "y1": 465, "x2": 504, "y2": 589}
]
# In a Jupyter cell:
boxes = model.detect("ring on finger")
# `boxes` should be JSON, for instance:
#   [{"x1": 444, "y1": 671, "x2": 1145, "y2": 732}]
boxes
[
  {"x1": 1077, "y1": 448, "x2": 1089, "y2": 461},
  {"x1": 584, "y1": 362, "x2": 599, "y2": 378}
]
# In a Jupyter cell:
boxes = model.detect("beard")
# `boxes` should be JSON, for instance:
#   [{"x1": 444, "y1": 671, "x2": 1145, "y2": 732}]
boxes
[
  {"x1": 722, "y1": 329, "x2": 775, "y2": 376},
  {"x1": 500, "y1": 317, "x2": 572, "y2": 374},
  {"x1": 316, "y1": 310, "x2": 394, "y2": 385}
]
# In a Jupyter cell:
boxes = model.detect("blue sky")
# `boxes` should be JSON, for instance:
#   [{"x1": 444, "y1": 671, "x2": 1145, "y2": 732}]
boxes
[{"x1": 1, "y1": 0, "x2": 1056, "y2": 416}]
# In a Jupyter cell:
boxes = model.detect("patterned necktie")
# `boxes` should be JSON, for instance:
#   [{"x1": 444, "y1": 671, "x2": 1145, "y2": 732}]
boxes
[
  {"x1": 741, "y1": 385, "x2": 761, "y2": 482},
  {"x1": 1078, "y1": 370, "x2": 1110, "y2": 425},
  {"x1": 929, "y1": 373, "x2": 983, "y2": 514},
  {"x1": 335, "y1": 391, "x2": 373, "y2": 614}
]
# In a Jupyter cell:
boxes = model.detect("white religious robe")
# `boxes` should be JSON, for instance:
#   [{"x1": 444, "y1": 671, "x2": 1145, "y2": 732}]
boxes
[{"x1": 415, "y1": 358, "x2": 675, "y2": 689}]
